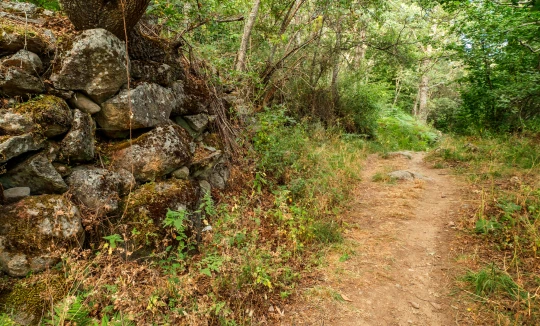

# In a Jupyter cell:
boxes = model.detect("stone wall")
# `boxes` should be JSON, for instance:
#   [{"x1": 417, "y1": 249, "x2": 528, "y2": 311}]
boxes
[{"x1": 0, "y1": 4, "x2": 230, "y2": 278}]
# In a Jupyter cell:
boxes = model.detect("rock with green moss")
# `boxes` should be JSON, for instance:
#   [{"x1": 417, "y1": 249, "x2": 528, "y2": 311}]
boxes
[
  {"x1": 111, "y1": 124, "x2": 192, "y2": 182},
  {"x1": 0, "y1": 21, "x2": 53, "y2": 56},
  {"x1": 50, "y1": 29, "x2": 128, "y2": 103},
  {"x1": 13, "y1": 96, "x2": 73, "y2": 138},
  {"x1": 0, "y1": 273, "x2": 66, "y2": 325},
  {"x1": 58, "y1": 109, "x2": 95, "y2": 163},
  {"x1": 117, "y1": 179, "x2": 200, "y2": 257},
  {"x1": 0, "y1": 153, "x2": 68, "y2": 194},
  {"x1": 0, "y1": 195, "x2": 84, "y2": 277}
]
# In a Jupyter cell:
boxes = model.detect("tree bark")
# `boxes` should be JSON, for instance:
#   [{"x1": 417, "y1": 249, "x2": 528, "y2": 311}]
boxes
[
  {"x1": 59, "y1": 0, "x2": 151, "y2": 40},
  {"x1": 236, "y1": 0, "x2": 261, "y2": 72},
  {"x1": 416, "y1": 45, "x2": 432, "y2": 122}
]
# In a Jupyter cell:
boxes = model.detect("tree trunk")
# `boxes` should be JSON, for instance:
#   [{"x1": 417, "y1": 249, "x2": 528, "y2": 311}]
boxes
[
  {"x1": 416, "y1": 45, "x2": 432, "y2": 122},
  {"x1": 59, "y1": 0, "x2": 151, "y2": 40},
  {"x1": 236, "y1": 0, "x2": 261, "y2": 72}
]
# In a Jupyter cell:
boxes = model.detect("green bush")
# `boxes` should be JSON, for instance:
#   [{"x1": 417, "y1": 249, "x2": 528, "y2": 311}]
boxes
[
  {"x1": 338, "y1": 78, "x2": 391, "y2": 137},
  {"x1": 375, "y1": 108, "x2": 439, "y2": 151}
]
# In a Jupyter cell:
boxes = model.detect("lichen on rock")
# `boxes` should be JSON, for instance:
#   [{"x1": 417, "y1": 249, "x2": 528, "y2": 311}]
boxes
[
  {"x1": 13, "y1": 95, "x2": 73, "y2": 138},
  {"x1": 0, "y1": 195, "x2": 84, "y2": 277},
  {"x1": 50, "y1": 28, "x2": 129, "y2": 104},
  {"x1": 111, "y1": 124, "x2": 193, "y2": 182}
]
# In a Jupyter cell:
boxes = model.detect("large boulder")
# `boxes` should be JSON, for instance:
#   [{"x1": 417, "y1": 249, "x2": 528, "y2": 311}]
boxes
[
  {"x1": 118, "y1": 179, "x2": 200, "y2": 258},
  {"x1": 1, "y1": 49, "x2": 43, "y2": 75},
  {"x1": 66, "y1": 166, "x2": 135, "y2": 214},
  {"x1": 51, "y1": 29, "x2": 128, "y2": 103},
  {"x1": 0, "y1": 153, "x2": 68, "y2": 194},
  {"x1": 0, "y1": 195, "x2": 84, "y2": 277},
  {"x1": 58, "y1": 109, "x2": 95, "y2": 163},
  {"x1": 0, "y1": 67, "x2": 44, "y2": 97},
  {"x1": 0, "y1": 133, "x2": 45, "y2": 164},
  {"x1": 95, "y1": 82, "x2": 176, "y2": 135},
  {"x1": 111, "y1": 124, "x2": 192, "y2": 182},
  {"x1": 12, "y1": 95, "x2": 73, "y2": 138}
]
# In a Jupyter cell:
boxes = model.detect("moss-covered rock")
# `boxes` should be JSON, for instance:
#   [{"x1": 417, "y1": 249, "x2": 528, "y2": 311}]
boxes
[
  {"x1": 0, "y1": 21, "x2": 53, "y2": 57},
  {"x1": 111, "y1": 124, "x2": 192, "y2": 182},
  {"x1": 13, "y1": 95, "x2": 73, "y2": 138},
  {"x1": 116, "y1": 179, "x2": 200, "y2": 258},
  {"x1": 0, "y1": 195, "x2": 84, "y2": 277},
  {"x1": 0, "y1": 273, "x2": 66, "y2": 325}
]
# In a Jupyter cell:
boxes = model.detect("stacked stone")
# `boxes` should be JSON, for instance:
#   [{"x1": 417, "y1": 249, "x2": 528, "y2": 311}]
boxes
[{"x1": 0, "y1": 6, "x2": 229, "y2": 278}]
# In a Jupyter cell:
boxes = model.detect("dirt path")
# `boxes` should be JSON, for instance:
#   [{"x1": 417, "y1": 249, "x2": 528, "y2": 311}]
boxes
[{"x1": 287, "y1": 152, "x2": 467, "y2": 325}]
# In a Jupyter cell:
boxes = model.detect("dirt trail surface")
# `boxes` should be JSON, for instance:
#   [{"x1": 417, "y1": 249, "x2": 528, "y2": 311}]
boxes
[{"x1": 286, "y1": 152, "x2": 467, "y2": 325}]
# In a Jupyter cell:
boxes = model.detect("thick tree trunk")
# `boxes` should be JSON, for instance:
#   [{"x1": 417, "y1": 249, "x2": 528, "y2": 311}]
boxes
[
  {"x1": 236, "y1": 0, "x2": 261, "y2": 72},
  {"x1": 59, "y1": 0, "x2": 151, "y2": 40}
]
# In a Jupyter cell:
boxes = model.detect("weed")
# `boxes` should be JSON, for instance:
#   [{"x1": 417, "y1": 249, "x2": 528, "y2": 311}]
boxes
[{"x1": 463, "y1": 264, "x2": 525, "y2": 300}]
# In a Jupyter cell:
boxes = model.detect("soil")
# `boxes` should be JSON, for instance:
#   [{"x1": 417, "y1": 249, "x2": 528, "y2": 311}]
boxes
[{"x1": 284, "y1": 152, "x2": 471, "y2": 325}]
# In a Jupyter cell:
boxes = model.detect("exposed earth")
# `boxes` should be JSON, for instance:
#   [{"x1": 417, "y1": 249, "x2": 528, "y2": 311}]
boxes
[{"x1": 285, "y1": 152, "x2": 473, "y2": 325}]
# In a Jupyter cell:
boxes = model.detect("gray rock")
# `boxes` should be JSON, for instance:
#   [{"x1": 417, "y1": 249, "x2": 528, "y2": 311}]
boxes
[
  {"x1": 0, "y1": 133, "x2": 45, "y2": 164},
  {"x1": 68, "y1": 92, "x2": 101, "y2": 114},
  {"x1": 0, "y1": 2, "x2": 38, "y2": 18},
  {"x1": 386, "y1": 151, "x2": 413, "y2": 159},
  {"x1": 172, "y1": 166, "x2": 190, "y2": 180},
  {"x1": 58, "y1": 109, "x2": 95, "y2": 163},
  {"x1": 0, "y1": 111, "x2": 34, "y2": 135},
  {"x1": 208, "y1": 163, "x2": 230, "y2": 190},
  {"x1": 131, "y1": 60, "x2": 182, "y2": 87},
  {"x1": 0, "y1": 67, "x2": 44, "y2": 96},
  {"x1": 51, "y1": 29, "x2": 128, "y2": 103},
  {"x1": 0, "y1": 195, "x2": 84, "y2": 277},
  {"x1": 184, "y1": 114, "x2": 216, "y2": 133},
  {"x1": 174, "y1": 116, "x2": 198, "y2": 137},
  {"x1": 191, "y1": 150, "x2": 223, "y2": 178},
  {"x1": 170, "y1": 81, "x2": 187, "y2": 116},
  {"x1": 66, "y1": 166, "x2": 135, "y2": 214},
  {"x1": 53, "y1": 163, "x2": 72, "y2": 177},
  {"x1": 111, "y1": 124, "x2": 192, "y2": 182},
  {"x1": 387, "y1": 170, "x2": 426, "y2": 181},
  {"x1": 96, "y1": 83, "x2": 176, "y2": 136},
  {"x1": 12, "y1": 95, "x2": 73, "y2": 138},
  {"x1": 1, "y1": 50, "x2": 43, "y2": 75},
  {"x1": 199, "y1": 180, "x2": 211, "y2": 194},
  {"x1": 2, "y1": 187, "x2": 31, "y2": 204},
  {"x1": 0, "y1": 153, "x2": 68, "y2": 194}
]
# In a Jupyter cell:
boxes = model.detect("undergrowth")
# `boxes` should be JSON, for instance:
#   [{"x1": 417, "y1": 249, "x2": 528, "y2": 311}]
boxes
[
  {"x1": 374, "y1": 108, "x2": 440, "y2": 152},
  {"x1": 2, "y1": 107, "x2": 366, "y2": 325},
  {"x1": 428, "y1": 134, "x2": 540, "y2": 324}
]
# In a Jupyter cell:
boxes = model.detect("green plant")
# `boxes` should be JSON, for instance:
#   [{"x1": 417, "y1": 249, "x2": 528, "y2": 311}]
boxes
[
  {"x1": 463, "y1": 264, "x2": 526, "y2": 300},
  {"x1": 0, "y1": 313, "x2": 16, "y2": 326},
  {"x1": 44, "y1": 295, "x2": 92, "y2": 326}
]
